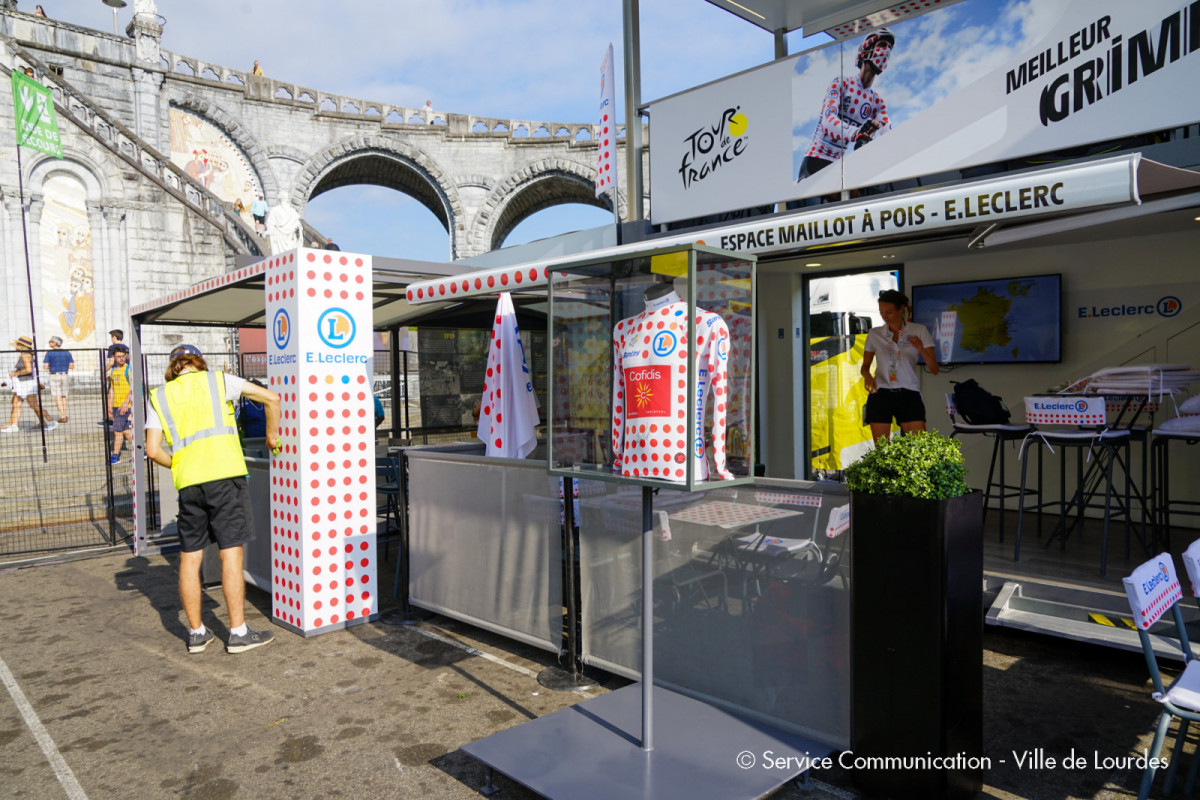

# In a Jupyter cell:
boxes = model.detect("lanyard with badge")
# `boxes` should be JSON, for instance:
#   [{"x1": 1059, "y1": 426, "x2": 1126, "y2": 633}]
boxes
[{"x1": 885, "y1": 325, "x2": 906, "y2": 384}]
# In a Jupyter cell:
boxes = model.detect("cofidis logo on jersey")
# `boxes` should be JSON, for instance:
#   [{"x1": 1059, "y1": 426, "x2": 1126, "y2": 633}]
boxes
[
  {"x1": 318, "y1": 307, "x2": 355, "y2": 349},
  {"x1": 272, "y1": 309, "x2": 290, "y2": 350},
  {"x1": 679, "y1": 106, "x2": 749, "y2": 190}
]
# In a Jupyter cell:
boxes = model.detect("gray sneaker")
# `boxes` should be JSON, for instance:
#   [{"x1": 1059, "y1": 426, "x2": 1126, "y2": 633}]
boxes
[
  {"x1": 187, "y1": 628, "x2": 215, "y2": 653},
  {"x1": 226, "y1": 626, "x2": 275, "y2": 653}
]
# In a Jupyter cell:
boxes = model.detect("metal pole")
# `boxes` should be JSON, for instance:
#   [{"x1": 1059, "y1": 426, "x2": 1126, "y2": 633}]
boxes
[
  {"x1": 621, "y1": 0, "x2": 644, "y2": 223},
  {"x1": 15, "y1": 142, "x2": 50, "y2": 463},
  {"x1": 641, "y1": 484, "x2": 654, "y2": 751},
  {"x1": 131, "y1": 321, "x2": 146, "y2": 552},
  {"x1": 562, "y1": 477, "x2": 580, "y2": 677},
  {"x1": 389, "y1": 326, "x2": 401, "y2": 439}
]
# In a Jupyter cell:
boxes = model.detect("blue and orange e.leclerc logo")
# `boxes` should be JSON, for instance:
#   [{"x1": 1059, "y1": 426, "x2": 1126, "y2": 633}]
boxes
[
  {"x1": 317, "y1": 307, "x2": 356, "y2": 349},
  {"x1": 272, "y1": 309, "x2": 290, "y2": 350}
]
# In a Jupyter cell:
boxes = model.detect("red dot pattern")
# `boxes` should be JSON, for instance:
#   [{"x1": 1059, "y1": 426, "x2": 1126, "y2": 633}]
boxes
[
  {"x1": 266, "y1": 248, "x2": 378, "y2": 632},
  {"x1": 406, "y1": 265, "x2": 553, "y2": 304}
]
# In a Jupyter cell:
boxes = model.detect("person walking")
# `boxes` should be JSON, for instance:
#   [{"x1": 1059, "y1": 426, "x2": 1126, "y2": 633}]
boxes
[
  {"x1": 107, "y1": 344, "x2": 132, "y2": 462},
  {"x1": 250, "y1": 195, "x2": 268, "y2": 236},
  {"x1": 5, "y1": 335, "x2": 56, "y2": 432},
  {"x1": 860, "y1": 289, "x2": 939, "y2": 443},
  {"x1": 43, "y1": 335, "x2": 73, "y2": 422},
  {"x1": 144, "y1": 344, "x2": 280, "y2": 654}
]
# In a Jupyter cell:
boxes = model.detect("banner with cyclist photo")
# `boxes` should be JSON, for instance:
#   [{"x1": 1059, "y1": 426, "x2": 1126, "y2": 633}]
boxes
[{"x1": 648, "y1": 0, "x2": 1200, "y2": 224}]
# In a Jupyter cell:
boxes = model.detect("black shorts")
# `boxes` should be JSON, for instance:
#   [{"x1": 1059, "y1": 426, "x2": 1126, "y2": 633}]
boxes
[
  {"x1": 864, "y1": 388, "x2": 927, "y2": 425},
  {"x1": 177, "y1": 476, "x2": 254, "y2": 553},
  {"x1": 253, "y1": 213, "x2": 265, "y2": 224}
]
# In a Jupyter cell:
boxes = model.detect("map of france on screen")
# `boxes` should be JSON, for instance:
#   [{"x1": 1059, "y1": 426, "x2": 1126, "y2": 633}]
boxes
[{"x1": 914, "y1": 276, "x2": 1060, "y2": 364}]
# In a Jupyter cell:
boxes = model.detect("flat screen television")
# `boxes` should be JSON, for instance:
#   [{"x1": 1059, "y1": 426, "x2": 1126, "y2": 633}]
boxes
[{"x1": 910, "y1": 274, "x2": 1062, "y2": 365}]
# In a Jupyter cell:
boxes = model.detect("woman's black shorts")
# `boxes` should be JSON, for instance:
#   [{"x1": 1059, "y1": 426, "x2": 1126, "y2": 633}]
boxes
[{"x1": 864, "y1": 388, "x2": 927, "y2": 425}]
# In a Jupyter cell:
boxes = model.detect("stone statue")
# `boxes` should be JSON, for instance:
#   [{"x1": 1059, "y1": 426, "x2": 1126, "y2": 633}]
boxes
[
  {"x1": 267, "y1": 203, "x2": 302, "y2": 253},
  {"x1": 133, "y1": 0, "x2": 158, "y2": 15}
]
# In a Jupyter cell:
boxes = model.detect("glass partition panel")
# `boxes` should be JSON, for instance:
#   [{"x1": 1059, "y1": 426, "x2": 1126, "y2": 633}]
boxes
[{"x1": 578, "y1": 478, "x2": 850, "y2": 749}]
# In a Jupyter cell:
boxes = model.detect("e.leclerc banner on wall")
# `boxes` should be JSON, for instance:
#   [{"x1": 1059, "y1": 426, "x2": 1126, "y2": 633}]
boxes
[{"x1": 649, "y1": 0, "x2": 1200, "y2": 224}]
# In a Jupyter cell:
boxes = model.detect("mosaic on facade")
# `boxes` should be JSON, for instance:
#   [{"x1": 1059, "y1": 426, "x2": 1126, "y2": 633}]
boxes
[
  {"x1": 168, "y1": 107, "x2": 262, "y2": 221},
  {"x1": 39, "y1": 172, "x2": 96, "y2": 349}
]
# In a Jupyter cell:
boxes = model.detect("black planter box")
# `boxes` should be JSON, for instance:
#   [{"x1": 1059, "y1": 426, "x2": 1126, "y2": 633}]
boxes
[{"x1": 850, "y1": 490, "x2": 984, "y2": 800}]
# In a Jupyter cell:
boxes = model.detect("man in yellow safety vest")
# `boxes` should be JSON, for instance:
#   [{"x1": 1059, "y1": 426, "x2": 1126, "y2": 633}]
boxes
[{"x1": 145, "y1": 344, "x2": 281, "y2": 654}]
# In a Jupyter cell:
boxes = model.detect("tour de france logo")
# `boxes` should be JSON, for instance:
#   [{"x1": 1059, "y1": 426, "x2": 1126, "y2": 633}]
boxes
[
  {"x1": 652, "y1": 330, "x2": 677, "y2": 357},
  {"x1": 272, "y1": 308, "x2": 290, "y2": 350},
  {"x1": 318, "y1": 307, "x2": 356, "y2": 349}
]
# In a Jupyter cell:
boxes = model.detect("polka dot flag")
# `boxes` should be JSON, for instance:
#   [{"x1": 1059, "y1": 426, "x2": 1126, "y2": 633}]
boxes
[{"x1": 595, "y1": 43, "x2": 617, "y2": 199}]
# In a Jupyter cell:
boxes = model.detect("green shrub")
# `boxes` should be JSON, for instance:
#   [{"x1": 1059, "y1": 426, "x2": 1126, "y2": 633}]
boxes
[{"x1": 843, "y1": 430, "x2": 970, "y2": 500}]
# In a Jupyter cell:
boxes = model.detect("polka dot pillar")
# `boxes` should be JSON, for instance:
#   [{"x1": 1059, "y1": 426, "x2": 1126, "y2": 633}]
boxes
[{"x1": 266, "y1": 248, "x2": 378, "y2": 636}]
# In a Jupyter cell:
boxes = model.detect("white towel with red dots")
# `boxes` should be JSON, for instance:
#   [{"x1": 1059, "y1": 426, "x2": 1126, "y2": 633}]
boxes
[{"x1": 478, "y1": 293, "x2": 540, "y2": 459}]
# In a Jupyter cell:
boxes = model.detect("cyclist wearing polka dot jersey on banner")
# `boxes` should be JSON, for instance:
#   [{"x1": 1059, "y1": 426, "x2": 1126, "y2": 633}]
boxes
[
  {"x1": 797, "y1": 28, "x2": 895, "y2": 185},
  {"x1": 611, "y1": 287, "x2": 733, "y2": 482}
]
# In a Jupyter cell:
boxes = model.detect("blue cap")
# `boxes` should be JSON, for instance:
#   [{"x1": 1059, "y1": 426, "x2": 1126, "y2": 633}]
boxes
[{"x1": 170, "y1": 344, "x2": 202, "y2": 358}]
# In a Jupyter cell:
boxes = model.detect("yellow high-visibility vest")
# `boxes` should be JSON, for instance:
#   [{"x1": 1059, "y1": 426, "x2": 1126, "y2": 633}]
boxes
[{"x1": 149, "y1": 370, "x2": 246, "y2": 491}]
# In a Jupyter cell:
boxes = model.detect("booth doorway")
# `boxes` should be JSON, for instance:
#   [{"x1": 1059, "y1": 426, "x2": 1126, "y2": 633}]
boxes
[{"x1": 803, "y1": 268, "x2": 899, "y2": 478}]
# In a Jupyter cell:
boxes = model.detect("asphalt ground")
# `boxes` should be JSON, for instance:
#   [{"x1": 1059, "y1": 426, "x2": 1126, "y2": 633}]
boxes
[{"x1": 0, "y1": 549, "x2": 1190, "y2": 800}]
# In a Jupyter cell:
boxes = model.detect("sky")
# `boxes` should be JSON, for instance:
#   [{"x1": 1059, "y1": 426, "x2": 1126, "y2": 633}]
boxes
[{"x1": 40, "y1": 0, "x2": 829, "y2": 262}]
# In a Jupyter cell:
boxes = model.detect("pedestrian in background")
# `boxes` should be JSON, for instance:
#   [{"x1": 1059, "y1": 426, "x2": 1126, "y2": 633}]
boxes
[
  {"x1": 145, "y1": 344, "x2": 280, "y2": 654},
  {"x1": 250, "y1": 195, "x2": 267, "y2": 236},
  {"x1": 43, "y1": 335, "x2": 73, "y2": 422},
  {"x1": 107, "y1": 343, "x2": 132, "y2": 464},
  {"x1": 4, "y1": 336, "x2": 56, "y2": 433}
]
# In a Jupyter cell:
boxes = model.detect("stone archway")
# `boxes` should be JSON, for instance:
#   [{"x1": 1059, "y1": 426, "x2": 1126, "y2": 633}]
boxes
[
  {"x1": 291, "y1": 135, "x2": 465, "y2": 258},
  {"x1": 473, "y1": 159, "x2": 624, "y2": 254}
]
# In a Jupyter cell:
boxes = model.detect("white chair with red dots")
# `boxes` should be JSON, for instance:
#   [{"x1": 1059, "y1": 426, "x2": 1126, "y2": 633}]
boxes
[{"x1": 1125, "y1": 551, "x2": 1200, "y2": 799}]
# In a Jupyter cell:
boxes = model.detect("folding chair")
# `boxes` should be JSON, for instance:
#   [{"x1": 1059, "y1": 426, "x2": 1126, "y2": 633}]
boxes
[
  {"x1": 1124, "y1": 552, "x2": 1200, "y2": 799},
  {"x1": 945, "y1": 393, "x2": 1033, "y2": 543}
]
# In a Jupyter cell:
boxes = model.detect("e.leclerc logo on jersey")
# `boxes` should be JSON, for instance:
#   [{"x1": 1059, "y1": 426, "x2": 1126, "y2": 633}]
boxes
[
  {"x1": 652, "y1": 330, "x2": 677, "y2": 357},
  {"x1": 679, "y1": 106, "x2": 749, "y2": 190}
]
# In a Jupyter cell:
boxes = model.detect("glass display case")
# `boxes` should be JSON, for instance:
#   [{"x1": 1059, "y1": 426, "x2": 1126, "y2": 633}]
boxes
[{"x1": 548, "y1": 244, "x2": 756, "y2": 491}]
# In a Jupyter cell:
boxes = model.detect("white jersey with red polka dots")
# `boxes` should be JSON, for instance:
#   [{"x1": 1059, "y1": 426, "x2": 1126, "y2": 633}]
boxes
[
  {"x1": 805, "y1": 74, "x2": 890, "y2": 162},
  {"x1": 611, "y1": 292, "x2": 733, "y2": 482}
]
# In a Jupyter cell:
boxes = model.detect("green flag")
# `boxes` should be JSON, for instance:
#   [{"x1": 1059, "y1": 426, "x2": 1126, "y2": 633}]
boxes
[{"x1": 11, "y1": 71, "x2": 62, "y2": 158}]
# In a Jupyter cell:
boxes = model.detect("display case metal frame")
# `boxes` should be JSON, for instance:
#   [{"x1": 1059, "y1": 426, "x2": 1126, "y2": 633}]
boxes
[{"x1": 546, "y1": 243, "x2": 757, "y2": 493}]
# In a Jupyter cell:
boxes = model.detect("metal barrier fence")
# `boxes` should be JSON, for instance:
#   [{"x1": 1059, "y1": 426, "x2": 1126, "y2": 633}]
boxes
[
  {"x1": 0, "y1": 347, "x2": 130, "y2": 557},
  {"x1": 2, "y1": 345, "x2": 425, "y2": 557}
]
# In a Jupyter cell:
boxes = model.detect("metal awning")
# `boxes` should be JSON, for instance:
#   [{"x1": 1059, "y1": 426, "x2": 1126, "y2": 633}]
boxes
[
  {"x1": 703, "y1": 0, "x2": 965, "y2": 38},
  {"x1": 130, "y1": 252, "x2": 472, "y2": 329},
  {"x1": 405, "y1": 154, "x2": 1200, "y2": 304}
]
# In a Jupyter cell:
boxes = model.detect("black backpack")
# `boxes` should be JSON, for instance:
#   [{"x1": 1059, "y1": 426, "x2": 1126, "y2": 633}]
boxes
[{"x1": 952, "y1": 379, "x2": 1011, "y2": 425}]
